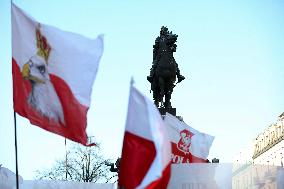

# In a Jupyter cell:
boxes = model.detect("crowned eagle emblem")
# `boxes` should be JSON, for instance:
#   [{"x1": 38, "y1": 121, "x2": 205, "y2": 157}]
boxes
[
  {"x1": 177, "y1": 129, "x2": 193, "y2": 154},
  {"x1": 21, "y1": 24, "x2": 65, "y2": 124}
]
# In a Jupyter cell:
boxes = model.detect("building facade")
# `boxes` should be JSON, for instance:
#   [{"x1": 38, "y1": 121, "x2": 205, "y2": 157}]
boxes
[
  {"x1": 253, "y1": 112, "x2": 284, "y2": 166},
  {"x1": 233, "y1": 112, "x2": 284, "y2": 189}
]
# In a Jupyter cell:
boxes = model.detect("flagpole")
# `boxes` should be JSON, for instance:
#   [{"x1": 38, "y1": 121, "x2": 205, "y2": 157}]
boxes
[
  {"x1": 11, "y1": 0, "x2": 19, "y2": 188},
  {"x1": 13, "y1": 111, "x2": 20, "y2": 189},
  {"x1": 65, "y1": 138, "x2": 67, "y2": 180}
]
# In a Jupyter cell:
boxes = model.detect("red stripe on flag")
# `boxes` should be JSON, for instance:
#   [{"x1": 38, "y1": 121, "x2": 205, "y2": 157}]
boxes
[
  {"x1": 118, "y1": 131, "x2": 156, "y2": 189},
  {"x1": 12, "y1": 58, "x2": 90, "y2": 145},
  {"x1": 145, "y1": 162, "x2": 171, "y2": 189}
]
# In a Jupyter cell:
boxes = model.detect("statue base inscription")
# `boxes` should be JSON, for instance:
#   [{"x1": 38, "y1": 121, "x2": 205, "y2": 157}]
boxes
[{"x1": 159, "y1": 107, "x2": 176, "y2": 116}]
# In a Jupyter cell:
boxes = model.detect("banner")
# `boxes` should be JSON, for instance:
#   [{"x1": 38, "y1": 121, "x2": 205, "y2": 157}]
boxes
[{"x1": 164, "y1": 113, "x2": 214, "y2": 163}]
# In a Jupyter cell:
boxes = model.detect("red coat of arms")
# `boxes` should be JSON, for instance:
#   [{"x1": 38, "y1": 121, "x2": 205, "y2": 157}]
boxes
[{"x1": 177, "y1": 129, "x2": 193, "y2": 154}]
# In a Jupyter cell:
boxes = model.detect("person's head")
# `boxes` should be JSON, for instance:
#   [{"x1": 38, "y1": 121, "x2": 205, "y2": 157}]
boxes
[{"x1": 160, "y1": 26, "x2": 168, "y2": 36}]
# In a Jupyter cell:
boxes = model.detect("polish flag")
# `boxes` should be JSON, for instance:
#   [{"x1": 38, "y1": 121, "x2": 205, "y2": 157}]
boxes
[
  {"x1": 164, "y1": 113, "x2": 214, "y2": 164},
  {"x1": 12, "y1": 3, "x2": 103, "y2": 145},
  {"x1": 118, "y1": 81, "x2": 171, "y2": 189}
]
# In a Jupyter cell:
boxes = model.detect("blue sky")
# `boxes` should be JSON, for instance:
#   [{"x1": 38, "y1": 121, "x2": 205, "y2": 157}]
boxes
[{"x1": 0, "y1": 0, "x2": 284, "y2": 180}]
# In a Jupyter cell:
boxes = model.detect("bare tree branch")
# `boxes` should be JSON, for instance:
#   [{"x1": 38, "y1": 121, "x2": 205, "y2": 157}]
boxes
[{"x1": 35, "y1": 143, "x2": 117, "y2": 183}]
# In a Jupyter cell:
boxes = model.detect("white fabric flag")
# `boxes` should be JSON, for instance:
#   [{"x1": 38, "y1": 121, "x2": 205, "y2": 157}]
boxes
[
  {"x1": 164, "y1": 113, "x2": 214, "y2": 163},
  {"x1": 118, "y1": 81, "x2": 171, "y2": 189},
  {"x1": 12, "y1": 3, "x2": 103, "y2": 145}
]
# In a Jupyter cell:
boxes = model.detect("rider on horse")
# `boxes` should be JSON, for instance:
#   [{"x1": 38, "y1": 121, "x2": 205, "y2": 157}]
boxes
[
  {"x1": 147, "y1": 26, "x2": 185, "y2": 108},
  {"x1": 147, "y1": 26, "x2": 185, "y2": 84}
]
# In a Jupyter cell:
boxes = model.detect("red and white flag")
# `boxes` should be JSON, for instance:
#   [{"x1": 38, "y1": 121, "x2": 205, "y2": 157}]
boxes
[
  {"x1": 118, "y1": 81, "x2": 171, "y2": 189},
  {"x1": 12, "y1": 4, "x2": 103, "y2": 145},
  {"x1": 164, "y1": 113, "x2": 214, "y2": 163}
]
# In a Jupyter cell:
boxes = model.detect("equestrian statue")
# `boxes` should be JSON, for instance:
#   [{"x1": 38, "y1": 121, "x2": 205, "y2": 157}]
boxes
[{"x1": 147, "y1": 26, "x2": 185, "y2": 112}]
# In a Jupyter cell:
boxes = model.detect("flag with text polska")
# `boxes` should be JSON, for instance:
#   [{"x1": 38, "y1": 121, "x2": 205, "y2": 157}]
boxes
[{"x1": 164, "y1": 113, "x2": 214, "y2": 163}]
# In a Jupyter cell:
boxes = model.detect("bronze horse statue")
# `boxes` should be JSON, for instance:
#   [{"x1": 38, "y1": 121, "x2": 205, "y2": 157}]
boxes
[{"x1": 147, "y1": 26, "x2": 185, "y2": 109}]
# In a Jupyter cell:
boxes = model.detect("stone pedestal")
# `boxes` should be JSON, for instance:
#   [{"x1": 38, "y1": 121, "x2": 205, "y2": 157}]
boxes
[{"x1": 159, "y1": 107, "x2": 176, "y2": 116}]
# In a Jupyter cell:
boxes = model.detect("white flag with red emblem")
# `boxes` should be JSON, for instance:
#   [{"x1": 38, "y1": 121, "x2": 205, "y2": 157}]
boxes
[
  {"x1": 12, "y1": 3, "x2": 103, "y2": 145},
  {"x1": 118, "y1": 81, "x2": 171, "y2": 189},
  {"x1": 164, "y1": 113, "x2": 214, "y2": 163}
]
